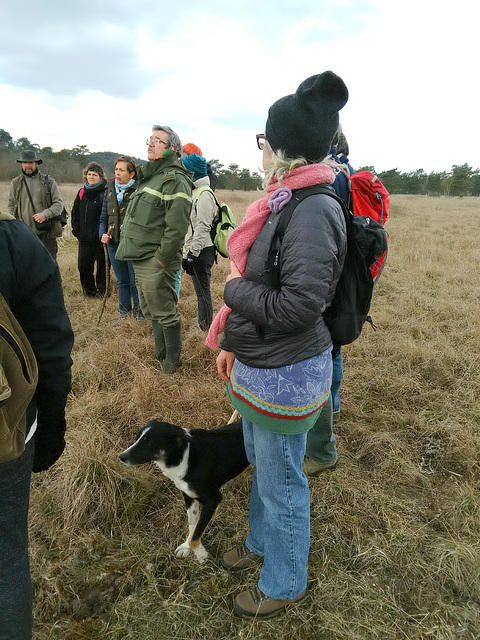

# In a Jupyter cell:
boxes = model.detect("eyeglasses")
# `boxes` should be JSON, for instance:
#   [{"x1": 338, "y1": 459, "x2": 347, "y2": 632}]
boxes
[
  {"x1": 256, "y1": 134, "x2": 266, "y2": 151},
  {"x1": 146, "y1": 137, "x2": 168, "y2": 146}
]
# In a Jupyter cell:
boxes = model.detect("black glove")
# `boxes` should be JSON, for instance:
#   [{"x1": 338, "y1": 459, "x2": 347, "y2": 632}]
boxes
[
  {"x1": 32, "y1": 426, "x2": 66, "y2": 472},
  {"x1": 182, "y1": 253, "x2": 198, "y2": 276}
]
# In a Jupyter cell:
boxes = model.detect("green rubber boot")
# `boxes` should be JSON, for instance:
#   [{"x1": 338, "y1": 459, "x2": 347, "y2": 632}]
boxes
[
  {"x1": 162, "y1": 322, "x2": 182, "y2": 374},
  {"x1": 152, "y1": 321, "x2": 166, "y2": 361}
]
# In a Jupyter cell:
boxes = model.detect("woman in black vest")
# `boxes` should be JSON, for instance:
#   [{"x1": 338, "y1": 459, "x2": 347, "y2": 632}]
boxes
[
  {"x1": 99, "y1": 156, "x2": 142, "y2": 322},
  {"x1": 71, "y1": 162, "x2": 107, "y2": 297}
]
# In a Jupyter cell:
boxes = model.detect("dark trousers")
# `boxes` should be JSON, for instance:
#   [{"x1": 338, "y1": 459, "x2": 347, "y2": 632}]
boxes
[
  {"x1": 78, "y1": 240, "x2": 106, "y2": 296},
  {"x1": 0, "y1": 438, "x2": 35, "y2": 640},
  {"x1": 39, "y1": 236, "x2": 58, "y2": 261},
  {"x1": 191, "y1": 246, "x2": 216, "y2": 331}
]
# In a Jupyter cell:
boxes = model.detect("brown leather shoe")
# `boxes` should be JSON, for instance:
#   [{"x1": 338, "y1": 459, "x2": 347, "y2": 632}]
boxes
[
  {"x1": 220, "y1": 543, "x2": 263, "y2": 571},
  {"x1": 234, "y1": 585, "x2": 307, "y2": 619}
]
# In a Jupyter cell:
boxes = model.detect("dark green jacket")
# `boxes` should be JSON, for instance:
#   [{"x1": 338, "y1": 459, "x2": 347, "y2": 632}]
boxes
[{"x1": 115, "y1": 156, "x2": 193, "y2": 266}]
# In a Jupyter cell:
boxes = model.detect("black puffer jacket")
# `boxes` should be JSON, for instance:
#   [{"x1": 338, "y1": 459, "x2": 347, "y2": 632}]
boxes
[
  {"x1": 71, "y1": 182, "x2": 106, "y2": 242},
  {"x1": 221, "y1": 192, "x2": 347, "y2": 368}
]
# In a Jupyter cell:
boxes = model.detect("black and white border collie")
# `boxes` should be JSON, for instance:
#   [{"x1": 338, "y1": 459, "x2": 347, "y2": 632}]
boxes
[{"x1": 119, "y1": 419, "x2": 249, "y2": 562}]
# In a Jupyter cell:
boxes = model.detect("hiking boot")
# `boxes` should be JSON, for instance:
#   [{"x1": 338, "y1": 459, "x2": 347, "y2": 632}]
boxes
[
  {"x1": 220, "y1": 543, "x2": 263, "y2": 572},
  {"x1": 302, "y1": 457, "x2": 337, "y2": 477},
  {"x1": 234, "y1": 585, "x2": 307, "y2": 620}
]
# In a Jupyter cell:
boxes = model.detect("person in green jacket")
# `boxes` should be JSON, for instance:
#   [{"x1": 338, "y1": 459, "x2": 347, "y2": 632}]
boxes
[{"x1": 115, "y1": 126, "x2": 193, "y2": 374}]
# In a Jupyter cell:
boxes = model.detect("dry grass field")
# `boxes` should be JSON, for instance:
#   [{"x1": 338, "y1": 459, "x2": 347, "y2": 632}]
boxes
[{"x1": 1, "y1": 183, "x2": 480, "y2": 639}]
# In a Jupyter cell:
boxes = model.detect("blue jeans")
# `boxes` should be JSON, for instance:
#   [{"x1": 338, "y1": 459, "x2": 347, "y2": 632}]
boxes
[
  {"x1": 331, "y1": 347, "x2": 343, "y2": 412},
  {"x1": 243, "y1": 418, "x2": 310, "y2": 600},
  {"x1": 0, "y1": 438, "x2": 34, "y2": 640},
  {"x1": 107, "y1": 242, "x2": 140, "y2": 316}
]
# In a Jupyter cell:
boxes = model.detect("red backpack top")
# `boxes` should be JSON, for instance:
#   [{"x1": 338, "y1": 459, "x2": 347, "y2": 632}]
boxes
[
  {"x1": 350, "y1": 171, "x2": 390, "y2": 225},
  {"x1": 350, "y1": 171, "x2": 390, "y2": 278}
]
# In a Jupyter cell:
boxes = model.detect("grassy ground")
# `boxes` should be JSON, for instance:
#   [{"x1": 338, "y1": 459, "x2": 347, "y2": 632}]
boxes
[{"x1": 1, "y1": 183, "x2": 480, "y2": 639}]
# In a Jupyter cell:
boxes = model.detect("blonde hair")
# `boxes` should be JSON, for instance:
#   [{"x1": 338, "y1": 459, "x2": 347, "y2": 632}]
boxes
[{"x1": 261, "y1": 143, "x2": 308, "y2": 189}]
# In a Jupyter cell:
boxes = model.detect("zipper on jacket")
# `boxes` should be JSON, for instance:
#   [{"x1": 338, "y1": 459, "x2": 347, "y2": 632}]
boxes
[{"x1": 0, "y1": 325, "x2": 29, "y2": 379}]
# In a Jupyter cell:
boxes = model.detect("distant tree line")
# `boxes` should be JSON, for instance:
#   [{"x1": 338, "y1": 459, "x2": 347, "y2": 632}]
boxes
[
  {"x1": 208, "y1": 159, "x2": 262, "y2": 191},
  {"x1": 1, "y1": 128, "x2": 478, "y2": 195},
  {"x1": 0, "y1": 128, "x2": 142, "y2": 182},
  {"x1": 359, "y1": 164, "x2": 480, "y2": 197},
  {"x1": 0, "y1": 128, "x2": 262, "y2": 190}
]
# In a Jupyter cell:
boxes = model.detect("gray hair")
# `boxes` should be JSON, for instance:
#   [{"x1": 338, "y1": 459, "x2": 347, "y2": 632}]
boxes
[
  {"x1": 152, "y1": 125, "x2": 182, "y2": 155},
  {"x1": 262, "y1": 141, "x2": 309, "y2": 189}
]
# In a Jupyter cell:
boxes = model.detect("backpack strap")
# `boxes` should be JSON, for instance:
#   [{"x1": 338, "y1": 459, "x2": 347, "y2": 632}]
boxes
[
  {"x1": 20, "y1": 176, "x2": 37, "y2": 213},
  {"x1": 41, "y1": 173, "x2": 53, "y2": 207},
  {"x1": 273, "y1": 183, "x2": 349, "y2": 246},
  {"x1": 267, "y1": 184, "x2": 349, "y2": 287},
  {"x1": 195, "y1": 185, "x2": 219, "y2": 207},
  {"x1": 330, "y1": 159, "x2": 352, "y2": 180}
]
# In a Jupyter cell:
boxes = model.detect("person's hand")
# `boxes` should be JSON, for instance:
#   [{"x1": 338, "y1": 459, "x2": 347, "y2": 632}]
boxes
[
  {"x1": 182, "y1": 252, "x2": 198, "y2": 275},
  {"x1": 216, "y1": 349, "x2": 235, "y2": 380},
  {"x1": 157, "y1": 260, "x2": 166, "y2": 267},
  {"x1": 33, "y1": 212, "x2": 47, "y2": 224},
  {"x1": 101, "y1": 234, "x2": 112, "y2": 244},
  {"x1": 32, "y1": 431, "x2": 66, "y2": 472},
  {"x1": 226, "y1": 261, "x2": 242, "y2": 282}
]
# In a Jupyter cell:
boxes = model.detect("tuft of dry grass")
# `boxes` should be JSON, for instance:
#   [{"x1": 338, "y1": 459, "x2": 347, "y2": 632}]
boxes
[{"x1": 3, "y1": 183, "x2": 480, "y2": 639}]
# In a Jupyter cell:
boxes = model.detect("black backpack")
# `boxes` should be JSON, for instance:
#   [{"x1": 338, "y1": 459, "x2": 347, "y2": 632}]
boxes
[{"x1": 267, "y1": 184, "x2": 388, "y2": 346}]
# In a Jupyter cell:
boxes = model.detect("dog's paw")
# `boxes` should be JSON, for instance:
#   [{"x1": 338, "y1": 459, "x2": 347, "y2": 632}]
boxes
[
  {"x1": 175, "y1": 542, "x2": 192, "y2": 558},
  {"x1": 194, "y1": 545, "x2": 209, "y2": 563}
]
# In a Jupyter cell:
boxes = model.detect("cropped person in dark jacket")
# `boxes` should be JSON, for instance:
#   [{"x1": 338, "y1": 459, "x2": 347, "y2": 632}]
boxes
[
  {"x1": 207, "y1": 71, "x2": 348, "y2": 619},
  {"x1": 71, "y1": 162, "x2": 107, "y2": 297},
  {"x1": 303, "y1": 125, "x2": 356, "y2": 476},
  {"x1": 99, "y1": 156, "x2": 143, "y2": 323},
  {"x1": 0, "y1": 212, "x2": 73, "y2": 639}
]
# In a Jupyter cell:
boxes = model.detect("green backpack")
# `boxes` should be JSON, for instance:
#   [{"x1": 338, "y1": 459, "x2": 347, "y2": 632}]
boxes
[
  {"x1": 195, "y1": 187, "x2": 236, "y2": 258},
  {"x1": 0, "y1": 215, "x2": 39, "y2": 463}
]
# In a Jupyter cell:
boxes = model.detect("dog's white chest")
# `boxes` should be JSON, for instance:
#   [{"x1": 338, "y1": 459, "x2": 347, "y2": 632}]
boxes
[{"x1": 155, "y1": 444, "x2": 198, "y2": 498}]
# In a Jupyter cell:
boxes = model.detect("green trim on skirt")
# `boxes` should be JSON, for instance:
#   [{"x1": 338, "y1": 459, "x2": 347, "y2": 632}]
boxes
[{"x1": 227, "y1": 384, "x2": 322, "y2": 435}]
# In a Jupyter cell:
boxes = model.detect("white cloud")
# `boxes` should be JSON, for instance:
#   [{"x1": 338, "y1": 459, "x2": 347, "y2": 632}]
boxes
[{"x1": 0, "y1": 0, "x2": 477, "y2": 176}]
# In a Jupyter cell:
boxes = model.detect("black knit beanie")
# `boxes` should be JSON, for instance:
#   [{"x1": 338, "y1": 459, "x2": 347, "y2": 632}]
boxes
[{"x1": 265, "y1": 71, "x2": 349, "y2": 162}]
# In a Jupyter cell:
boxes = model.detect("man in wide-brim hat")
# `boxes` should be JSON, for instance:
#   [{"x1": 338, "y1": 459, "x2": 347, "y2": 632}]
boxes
[
  {"x1": 16, "y1": 149, "x2": 43, "y2": 165},
  {"x1": 7, "y1": 149, "x2": 65, "y2": 260}
]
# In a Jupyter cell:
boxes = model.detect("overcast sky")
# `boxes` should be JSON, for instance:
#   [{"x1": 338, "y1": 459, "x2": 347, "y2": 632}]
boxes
[{"x1": 0, "y1": 0, "x2": 477, "y2": 175}]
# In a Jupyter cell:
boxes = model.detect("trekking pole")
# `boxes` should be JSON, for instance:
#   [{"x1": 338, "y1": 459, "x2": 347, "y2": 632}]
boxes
[
  {"x1": 228, "y1": 409, "x2": 240, "y2": 424},
  {"x1": 97, "y1": 225, "x2": 114, "y2": 327}
]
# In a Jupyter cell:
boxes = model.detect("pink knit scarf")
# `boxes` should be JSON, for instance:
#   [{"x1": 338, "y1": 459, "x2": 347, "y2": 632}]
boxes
[{"x1": 206, "y1": 163, "x2": 335, "y2": 349}]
